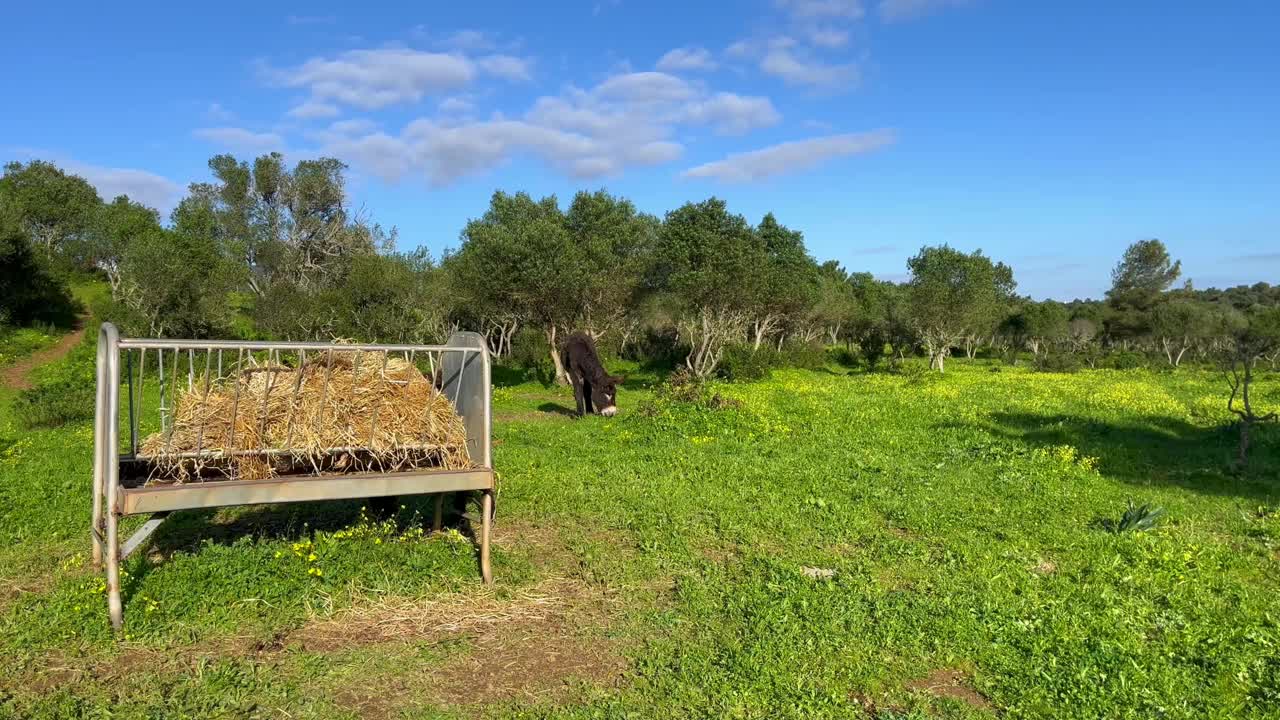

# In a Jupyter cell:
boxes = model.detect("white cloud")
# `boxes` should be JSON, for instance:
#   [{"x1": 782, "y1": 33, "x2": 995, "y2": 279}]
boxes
[
  {"x1": 760, "y1": 46, "x2": 859, "y2": 88},
  {"x1": 476, "y1": 54, "x2": 533, "y2": 81},
  {"x1": 594, "y1": 72, "x2": 697, "y2": 104},
  {"x1": 272, "y1": 49, "x2": 477, "y2": 109},
  {"x1": 58, "y1": 160, "x2": 182, "y2": 211},
  {"x1": 680, "y1": 129, "x2": 896, "y2": 182},
  {"x1": 681, "y1": 93, "x2": 781, "y2": 135},
  {"x1": 205, "y1": 102, "x2": 235, "y2": 122},
  {"x1": 656, "y1": 46, "x2": 717, "y2": 72},
  {"x1": 328, "y1": 119, "x2": 379, "y2": 136},
  {"x1": 809, "y1": 27, "x2": 850, "y2": 48},
  {"x1": 193, "y1": 127, "x2": 286, "y2": 154},
  {"x1": 439, "y1": 29, "x2": 497, "y2": 51},
  {"x1": 438, "y1": 96, "x2": 476, "y2": 114},
  {"x1": 879, "y1": 0, "x2": 969, "y2": 22},
  {"x1": 775, "y1": 0, "x2": 865, "y2": 19},
  {"x1": 287, "y1": 100, "x2": 341, "y2": 119},
  {"x1": 313, "y1": 70, "x2": 781, "y2": 185}
]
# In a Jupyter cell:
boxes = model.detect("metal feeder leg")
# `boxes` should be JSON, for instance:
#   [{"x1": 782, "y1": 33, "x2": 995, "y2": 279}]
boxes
[
  {"x1": 106, "y1": 509, "x2": 124, "y2": 631},
  {"x1": 480, "y1": 489, "x2": 493, "y2": 584},
  {"x1": 433, "y1": 494, "x2": 445, "y2": 532}
]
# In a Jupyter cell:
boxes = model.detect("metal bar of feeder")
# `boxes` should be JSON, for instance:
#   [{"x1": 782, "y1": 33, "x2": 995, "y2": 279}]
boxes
[
  {"x1": 194, "y1": 350, "x2": 213, "y2": 455},
  {"x1": 165, "y1": 349, "x2": 179, "y2": 452},
  {"x1": 227, "y1": 348, "x2": 245, "y2": 450},
  {"x1": 315, "y1": 349, "x2": 335, "y2": 436},
  {"x1": 119, "y1": 338, "x2": 482, "y2": 354},
  {"x1": 256, "y1": 349, "x2": 278, "y2": 450},
  {"x1": 126, "y1": 350, "x2": 136, "y2": 453},
  {"x1": 369, "y1": 351, "x2": 389, "y2": 447},
  {"x1": 283, "y1": 349, "x2": 306, "y2": 451},
  {"x1": 134, "y1": 442, "x2": 457, "y2": 461},
  {"x1": 157, "y1": 348, "x2": 166, "y2": 432},
  {"x1": 120, "y1": 513, "x2": 170, "y2": 560},
  {"x1": 187, "y1": 349, "x2": 194, "y2": 391},
  {"x1": 135, "y1": 348, "x2": 146, "y2": 455},
  {"x1": 453, "y1": 348, "x2": 468, "y2": 407}
]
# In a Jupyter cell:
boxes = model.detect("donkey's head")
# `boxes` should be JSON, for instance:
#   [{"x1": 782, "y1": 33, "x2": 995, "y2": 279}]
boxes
[{"x1": 593, "y1": 374, "x2": 626, "y2": 416}]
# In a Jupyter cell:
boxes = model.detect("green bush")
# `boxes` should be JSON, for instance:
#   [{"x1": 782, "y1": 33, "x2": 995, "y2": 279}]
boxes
[
  {"x1": 1035, "y1": 352, "x2": 1083, "y2": 373},
  {"x1": 717, "y1": 344, "x2": 774, "y2": 382},
  {"x1": 781, "y1": 340, "x2": 828, "y2": 370},
  {"x1": 510, "y1": 328, "x2": 557, "y2": 386},
  {"x1": 13, "y1": 331, "x2": 97, "y2": 429},
  {"x1": 1106, "y1": 350, "x2": 1148, "y2": 370},
  {"x1": 829, "y1": 346, "x2": 859, "y2": 368},
  {"x1": 13, "y1": 379, "x2": 95, "y2": 428},
  {"x1": 639, "y1": 367, "x2": 741, "y2": 415}
]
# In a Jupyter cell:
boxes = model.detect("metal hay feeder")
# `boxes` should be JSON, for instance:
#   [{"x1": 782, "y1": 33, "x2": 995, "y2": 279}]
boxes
[{"x1": 91, "y1": 323, "x2": 496, "y2": 631}]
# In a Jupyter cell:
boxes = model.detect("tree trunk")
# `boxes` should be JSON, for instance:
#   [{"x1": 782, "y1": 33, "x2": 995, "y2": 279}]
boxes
[
  {"x1": 751, "y1": 315, "x2": 778, "y2": 352},
  {"x1": 1238, "y1": 419, "x2": 1251, "y2": 468},
  {"x1": 546, "y1": 325, "x2": 569, "y2": 385}
]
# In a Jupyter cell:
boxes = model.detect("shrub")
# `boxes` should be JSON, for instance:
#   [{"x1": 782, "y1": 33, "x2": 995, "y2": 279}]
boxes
[
  {"x1": 829, "y1": 346, "x2": 859, "y2": 368},
  {"x1": 1106, "y1": 350, "x2": 1148, "y2": 370},
  {"x1": 717, "y1": 344, "x2": 774, "y2": 382},
  {"x1": 13, "y1": 379, "x2": 95, "y2": 428},
  {"x1": 780, "y1": 340, "x2": 827, "y2": 370},
  {"x1": 509, "y1": 328, "x2": 557, "y2": 386},
  {"x1": 627, "y1": 325, "x2": 683, "y2": 370},
  {"x1": 1035, "y1": 352, "x2": 1083, "y2": 373},
  {"x1": 0, "y1": 215, "x2": 79, "y2": 329},
  {"x1": 13, "y1": 332, "x2": 97, "y2": 429},
  {"x1": 639, "y1": 367, "x2": 741, "y2": 415}
]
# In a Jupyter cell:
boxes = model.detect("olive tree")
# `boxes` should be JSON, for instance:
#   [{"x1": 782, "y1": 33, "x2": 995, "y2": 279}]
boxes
[
  {"x1": 655, "y1": 198, "x2": 765, "y2": 378},
  {"x1": 113, "y1": 215, "x2": 238, "y2": 337},
  {"x1": 750, "y1": 213, "x2": 820, "y2": 349},
  {"x1": 907, "y1": 245, "x2": 1015, "y2": 372},
  {"x1": 0, "y1": 160, "x2": 102, "y2": 269},
  {"x1": 564, "y1": 190, "x2": 658, "y2": 344},
  {"x1": 1150, "y1": 299, "x2": 1215, "y2": 367},
  {"x1": 1219, "y1": 307, "x2": 1280, "y2": 467},
  {"x1": 445, "y1": 191, "x2": 583, "y2": 382}
]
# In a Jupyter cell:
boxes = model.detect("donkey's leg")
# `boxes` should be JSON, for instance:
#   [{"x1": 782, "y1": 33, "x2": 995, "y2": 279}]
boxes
[{"x1": 570, "y1": 373, "x2": 586, "y2": 416}]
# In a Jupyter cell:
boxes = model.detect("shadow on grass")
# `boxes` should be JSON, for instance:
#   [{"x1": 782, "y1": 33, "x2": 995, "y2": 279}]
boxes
[
  {"x1": 492, "y1": 364, "x2": 540, "y2": 388},
  {"x1": 123, "y1": 492, "x2": 486, "y2": 603},
  {"x1": 536, "y1": 402, "x2": 577, "y2": 417},
  {"x1": 146, "y1": 493, "x2": 478, "y2": 556},
  {"x1": 943, "y1": 412, "x2": 1279, "y2": 501}
]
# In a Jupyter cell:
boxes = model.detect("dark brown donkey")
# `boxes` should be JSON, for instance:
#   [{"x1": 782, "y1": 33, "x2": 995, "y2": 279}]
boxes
[{"x1": 561, "y1": 332, "x2": 625, "y2": 417}]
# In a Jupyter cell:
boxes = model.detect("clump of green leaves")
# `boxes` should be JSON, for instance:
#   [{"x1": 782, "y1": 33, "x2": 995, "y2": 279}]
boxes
[
  {"x1": 1102, "y1": 500, "x2": 1166, "y2": 534},
  {"x1": 639, "y1": 367, "x2": 740, "y2": 415}
]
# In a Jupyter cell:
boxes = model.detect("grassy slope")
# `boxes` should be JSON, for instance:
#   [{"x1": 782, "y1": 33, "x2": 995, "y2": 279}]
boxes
[{"x1": 0, "y1": 346, "x2": 1278, "y2": 719}]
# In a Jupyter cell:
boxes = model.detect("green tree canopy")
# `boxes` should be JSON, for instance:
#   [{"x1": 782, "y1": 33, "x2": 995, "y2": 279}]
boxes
[{"x1": 907, "y1": 245, "x2": 1015, "y2": 372}]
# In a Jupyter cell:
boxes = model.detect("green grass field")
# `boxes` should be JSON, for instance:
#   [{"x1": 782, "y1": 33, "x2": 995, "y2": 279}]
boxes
[{"x1": 1, "y1": 331, "x2": 1278, "y2": 719}]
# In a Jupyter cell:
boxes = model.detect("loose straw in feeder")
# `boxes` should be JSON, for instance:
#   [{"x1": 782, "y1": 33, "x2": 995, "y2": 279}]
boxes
[{"x1": 140, "y1": 350, "x2": 471, "y2": 483}]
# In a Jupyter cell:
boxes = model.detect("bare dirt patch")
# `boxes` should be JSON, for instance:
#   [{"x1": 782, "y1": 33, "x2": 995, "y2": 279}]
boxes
[
  {"x1": 304, "y1": 578, "x2": 627, "y2": 714},
  {"x1": 1, "y1": 320, "x2": 86, "y2": 390},
  {"x1": 1033, "y1": 559, "x2": 1058, "y2": 575},
  {"x1": 906, "y1": 668, "x2": 995, "y2": 712}
]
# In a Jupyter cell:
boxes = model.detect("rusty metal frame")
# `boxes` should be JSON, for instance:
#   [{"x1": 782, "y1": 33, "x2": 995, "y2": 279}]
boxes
[{"x1": 91, "y1": 323, "x2": 495, "y2": 631}]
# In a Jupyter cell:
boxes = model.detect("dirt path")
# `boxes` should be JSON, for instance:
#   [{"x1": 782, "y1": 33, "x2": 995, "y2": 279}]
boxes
[{"x1": 1, "y1": 320, "x2": 87, "y2": 391}]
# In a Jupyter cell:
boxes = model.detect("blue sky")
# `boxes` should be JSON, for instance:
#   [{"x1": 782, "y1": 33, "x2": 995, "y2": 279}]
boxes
[{"x1": 3, "y1": 0, "x2": 1277, "y2": 300}]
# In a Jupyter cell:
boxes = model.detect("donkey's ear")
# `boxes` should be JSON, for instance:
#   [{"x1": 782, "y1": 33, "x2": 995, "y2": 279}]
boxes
[{"x1": 612, "y1": 374, "x2": 628, "y2": 385}]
